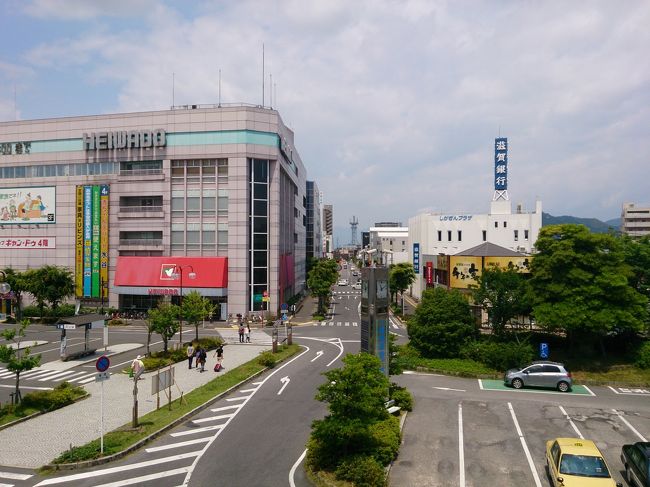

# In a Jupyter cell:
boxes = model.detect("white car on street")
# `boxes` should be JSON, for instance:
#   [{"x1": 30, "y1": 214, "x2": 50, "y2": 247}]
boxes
[{"x1": 337, "y1": 279, "x2": 349, "y2": 286}]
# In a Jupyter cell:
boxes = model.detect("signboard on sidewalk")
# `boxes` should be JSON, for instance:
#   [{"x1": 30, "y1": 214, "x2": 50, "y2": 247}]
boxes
[
  {"x1": 151, "y1": 368, "x2": 175, "y2": 395},
  {"x1": 95, "y1": 371, "x2": 110, "y2": 382}
]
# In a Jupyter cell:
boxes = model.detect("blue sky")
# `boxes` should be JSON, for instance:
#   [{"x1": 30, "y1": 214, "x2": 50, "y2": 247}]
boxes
[{"x1": 1, "y1": 1, "x2": 649, "y2": 244}]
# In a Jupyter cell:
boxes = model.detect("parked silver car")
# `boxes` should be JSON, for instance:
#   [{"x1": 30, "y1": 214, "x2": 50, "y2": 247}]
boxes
[{"x1": 504, "y1": 361, "x2": 572, "y2": 392}]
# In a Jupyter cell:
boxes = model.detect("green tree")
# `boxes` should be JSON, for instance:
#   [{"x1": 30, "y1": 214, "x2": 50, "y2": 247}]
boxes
[
  {"x1": 407, "y1": 287, "x2": 476, "y2": 358},
  {"x1": 181, "y1": 290, "x2": 214, "y2": 342},
  {"x1": 389, "y1": 262, "x2": 416, "y2": 309},
  {"x1": 147, "y1": 302, "x2": 180, "y2": 353},
  {"x1": 24, "y1": 265, "x2": 74, "y2": 318},
  {"x1": 307, "y1": 353, "x2": 390, "y2": 471},
  {"x1": 307, "y1": 259, "x2": 339, "y2": 315},
  {"x1": 529, "y1": 224, "x2": 648, "y2": 354},
  {"x1": 469, "y1": 265, "x2": 531, "y2": 337},
  {"x1": 2, "y1": 268, "x2": 29, "y2": 321},
  {"x1": 620, "y1": 235, "x2": 650, "y2": 300},
  {"x1": 0, "y1": 319, "x2": 41, "y2": 403}
]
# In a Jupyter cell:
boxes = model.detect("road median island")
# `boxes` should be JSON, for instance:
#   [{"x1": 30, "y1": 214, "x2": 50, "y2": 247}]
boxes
[{"x1": 41, "y1": 344, "x2": 301, "y2": 472}]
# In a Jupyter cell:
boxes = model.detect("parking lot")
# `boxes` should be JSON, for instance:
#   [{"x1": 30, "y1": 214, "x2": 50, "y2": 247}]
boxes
[{"x1": 390, "y1": 374, "x2": 650, "y2": 486}]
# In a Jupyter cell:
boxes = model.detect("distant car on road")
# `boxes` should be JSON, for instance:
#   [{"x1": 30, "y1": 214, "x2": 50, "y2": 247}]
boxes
[
  {"x1": 352, "y1": 282, "x2": 361, "y2": 290},
  {"x1": 621, "y1": 441, "x2": 650, "y2": 486},
  {"x1": 546, "y1": 438, "x2": 622, "y2": 487},
  {"x1": 504, "y1": 361, "x2": 572, "y2": 392},
  {"x1": 337, "y1": 279, "x2": 349, "y2": 286}
]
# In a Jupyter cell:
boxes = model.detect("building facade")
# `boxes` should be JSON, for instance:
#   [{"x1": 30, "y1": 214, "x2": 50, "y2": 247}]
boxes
[
  {"x1": 323, "y1": 204, "x2": 333, "y2": 256},
  {"x1": 0, "y1": 105, "x2": 308, "y2": 317},
  {"x1": 306, "y1": 180, "x2": 322, "y2": 261},
  {"x1": 621, "y1": 202, "x2": 650, "y2": 238},
  {"x1": 368, "y1": 222, "x2": 409, "y2": 265}
]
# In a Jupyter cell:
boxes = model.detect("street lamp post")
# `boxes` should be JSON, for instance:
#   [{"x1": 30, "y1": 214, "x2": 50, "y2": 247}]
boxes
[{"x1": 172, "y1": 265, "x2": 196, "y2": 345}]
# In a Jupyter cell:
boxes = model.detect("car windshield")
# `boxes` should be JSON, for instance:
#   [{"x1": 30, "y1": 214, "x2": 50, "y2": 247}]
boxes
[{"x1": 559, "y1": 454, "x2": 610, "y2": 478}]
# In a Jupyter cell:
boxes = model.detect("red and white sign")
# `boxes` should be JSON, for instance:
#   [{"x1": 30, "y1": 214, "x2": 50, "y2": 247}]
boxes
[
  {"x1": 115, "y1": 256, "x2": 228, "y2": 288},
  {"x1": 0, "y1": 237, "x2": 56, "y2": 249},
  {"x1": 148, "y1": 288, "x2": 180, "y2": 295}
]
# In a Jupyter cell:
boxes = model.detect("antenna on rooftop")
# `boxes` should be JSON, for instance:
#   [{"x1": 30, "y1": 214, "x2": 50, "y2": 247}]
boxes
[
  {"x1": 172, "y1": 72, "x2": 175, "y2": 108},
  {"x1": 261, "y1": 43, "x2": 265, "y2": 107},
  {"x1": 218, "y1": 69, "x2": 222, "y2": 107},
  {"x1": 350, "y1": 216, "x2": 359, "y2": 246}
]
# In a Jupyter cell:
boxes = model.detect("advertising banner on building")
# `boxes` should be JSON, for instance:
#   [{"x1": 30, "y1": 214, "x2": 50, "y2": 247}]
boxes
[
  {"x1": 450, "y1": 256, "x2": 482, "y2": 289},
  {"x1": 484, "y1": 256, "x2": 531, "y2": 273},
  {"x1": 0, "y1": 186, "x2": 56, "y2": 224},
  {"x1": 83, "y1": 186, "x2": 92, "y2": 297},
  {"x1": 100, "y1": 185, "x2": 109, "y2": 299},
  {"x1": 425, "y1": 262, "x2": 433, "y2": 284},
  {"x1": 75, "y1": 186, "x2": 83, "y2": 297},
  {"x1": 77, "y1": 185, "x2": 110, "y2": 298},
  {"x1": 413, "y1": 243, "x2": 420, "y2": 274},
  {"x1": 0, "y1": 237, "x2": 55, "y2": 249},
  {"x1": 494, "y1": 138, "x2": 508, "y2": 191}
]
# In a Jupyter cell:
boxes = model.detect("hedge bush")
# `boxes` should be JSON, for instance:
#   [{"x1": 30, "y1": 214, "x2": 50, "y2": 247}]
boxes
[
  {"x1": 257, "y1": 351, "x2": 276, "y2": 367},
  {"x1": 369, "y1": 416, "x2": 400, "y2": 466},
  {"x1": 335, "y1": 455, "x2": 385, "y2": 487},
  {"x1": 20, "y1": 382, "x2": 85, "y2": 411},
  {"x1": 460, "y1": 340, "x2": 534, "y2": 370},
  {"x1": 389, "y1": 383, "x2": 413, "y2": 412},
  {"x1": 635, "y1": 341, "x2": 650, "y2": 369},
  {"x1": 21, "y1": 306, "x2": 41, "y2": 317}
]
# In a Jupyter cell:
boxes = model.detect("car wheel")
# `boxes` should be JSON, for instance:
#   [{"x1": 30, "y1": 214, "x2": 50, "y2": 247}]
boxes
[
  {"x1": 512, "y1": 378, "x2": 524, "y2": 389},
  {"x1": 557, "y1": 381, "x2": 570, "y2": 392}
]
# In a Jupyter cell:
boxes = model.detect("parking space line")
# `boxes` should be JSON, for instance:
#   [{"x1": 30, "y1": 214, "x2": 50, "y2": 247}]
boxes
[
  {"x1": 558, "y1": 406, "x2": 583, "y2": 439},
  {"x1": 507, "y1": 402, "x2": 543, "y2": 487},
  {"x1": 458, "y1": 403, "x2": 465, "y2": 487},
  {"x1": 612, "y1": 409, "x2": 647, "y2": 442},
  {"x1": 582, "y1": 385, "x2": 595, "y2": 396},
  {"x1": 478, "y1": 379, "x2": 484, "y2": 390}
]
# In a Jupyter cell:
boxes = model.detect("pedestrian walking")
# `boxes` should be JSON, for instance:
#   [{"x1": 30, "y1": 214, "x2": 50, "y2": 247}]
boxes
[
  {"x1": 245, "y1": 324, "x2": 251, "y2": 343},
  {"x1": 195, "y1": 348, "x2": 202, "y2": 371},
  {"x1": 199, "y1": 347, "x2": 207, "y2": 372},
  {"x1": 213, "y1": 343, "x2": 224, "y2": 371},
  {"x1": 131, "y1": 355, "x2": 144, "y2": 380},
  {"x1": 238, "y1": 323, "x2": 245, "y2": 343},
  {"x1": 186, "y1": 342, "x2": 195, "y2": 369}
]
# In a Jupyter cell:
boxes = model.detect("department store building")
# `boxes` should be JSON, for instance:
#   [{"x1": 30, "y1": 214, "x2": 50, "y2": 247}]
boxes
[{"x1": 0, "y1": 105, "x2": 309, "y2": 318}]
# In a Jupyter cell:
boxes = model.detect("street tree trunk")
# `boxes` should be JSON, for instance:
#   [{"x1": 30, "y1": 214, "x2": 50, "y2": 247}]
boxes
[{"x1": 14, "y1": 371, "x2": 21, "y2": 404}]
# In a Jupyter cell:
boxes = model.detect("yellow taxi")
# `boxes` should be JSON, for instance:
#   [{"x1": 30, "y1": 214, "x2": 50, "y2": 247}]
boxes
[{"x1": 546, "y1": 438, "x2": 622, "y2": 486}]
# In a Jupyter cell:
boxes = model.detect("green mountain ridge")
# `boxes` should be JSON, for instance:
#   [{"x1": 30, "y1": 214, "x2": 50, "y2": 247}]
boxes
[{"x1": 542, "y1": 213, "x2": 621, "y2": 233}]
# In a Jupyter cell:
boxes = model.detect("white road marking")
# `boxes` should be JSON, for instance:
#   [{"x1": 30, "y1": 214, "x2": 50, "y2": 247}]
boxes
[
  {"x1": 458, "y1": 403, "x2": 465, "y2": 487},
  {"x1": 239, "y1": 388, "x2": 257, "y2": 394},
  {"x1": 33, "y1": 451, "x2": 200, "y2": 485},
  {"x1": 0, "y1": 483, "x2": 14, "y2": 487},
  {"x1": 145, "y1": 437, "x2": 210, "y2": 453},
  {"x1": 310, "y1": 351, "x2": 324, "y2": 362},
  {"x1": 192, "y1": 414, "x2": 233, "y2": 424},
  {"x1": 76, "y1": 376, "x2": 97, "y2": 385},
  {"x1": 582, "y1": 385, "x2": 596, "y2": 396},
  {"x1": 289, "y1": 449, "x2": 308, "y2": 487},
  {"x1": 0, "y1": 471, "x2": 32, "y2": 480},
  {"x1": 225, "y1": 396, "x2": 247, "y2": 402},
  {"x1": 251, "y1": 381, "x2": 263, "y2": 385},
  {"x1": 89, "y1": 467, "x2": 190, "y2": 487},
  {"x1": 170, "y1": 425, "x2": 224, "y2": 437},
  {"x1": 608, "y1": 386, "x2": 650, "y2": 396},
  {"x1": 277, "y1": 376, "x2": 291, "y2": 395},
  {"x1": 0, "y1": 384, "x2": 52, "y2": 391},
  {"x1": 37, "y1": 370, "x2": 79, "y2": 382},
  {"x1": 352, "y1": 322, "x2": 358, "y2": 326},
  {"x1": 433, "y1": 387, "x2": 466, "y2": 392},
  {"x1": 211, "y1": 405, "x2": 240, "y2": 413},
  {"x1": 68, "y1": 373, "x2": 97, "y2": 383},
  {"x1": 508, "y1": 402, "x2": 543, "y2": 487},
  {"x1": 336, "y1": 322, "x2": 341, "y2": 326},
  {"x1": 558, "y1": 406, "x2": 583, "y2": 439},
  {"x1": 478, "y1": 379, "x2": 484, "y2": 390},
  {"x1": 344, "y1": 322, "x2": 349, "y2": 326},
  {"x1": 608, "y1": 386, "x2": 620, "y2": 394},
  {"x1": 613, "y1": 409, "x2": 647, "y2": 441}
]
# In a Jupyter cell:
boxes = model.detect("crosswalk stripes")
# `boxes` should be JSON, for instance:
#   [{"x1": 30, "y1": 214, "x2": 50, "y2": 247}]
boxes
[
  {"x1": 0, "y1": 470, "x2": 33, "y2": 487},
  {"x1": 0, "y1": 367, "x2": 102, "y2": 385}
]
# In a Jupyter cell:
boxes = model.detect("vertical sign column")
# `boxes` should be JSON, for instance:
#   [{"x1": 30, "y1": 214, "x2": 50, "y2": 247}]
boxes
[
  {"x1": 100, "y1": 185, "x2": 110, "y2": 299},
  {"x1": 91, "y1": 186, "x2": 101, "y2": 297},
  {"x1": 75, "y1": 186, "x2": 84, "y2": 297},
  {"x1": 83, "y1": 186, "x2": 93, "y2": 297},
  {"x1": 413, "y1": 243, "x2": 420, "y2": 274},
  {"x1": 494, "y1": 138, "x2": 508, "y2": 190}
]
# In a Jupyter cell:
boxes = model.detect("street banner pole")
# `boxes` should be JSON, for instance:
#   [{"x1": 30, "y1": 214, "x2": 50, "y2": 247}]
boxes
[{"x1": 100, "y1": 380, "x2": 104, "y2": 454}]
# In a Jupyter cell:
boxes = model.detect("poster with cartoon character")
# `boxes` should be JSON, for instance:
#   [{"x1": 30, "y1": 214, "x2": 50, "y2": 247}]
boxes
[{"x1": 0, "y1": 186, "x2": 55, "y2": 224}]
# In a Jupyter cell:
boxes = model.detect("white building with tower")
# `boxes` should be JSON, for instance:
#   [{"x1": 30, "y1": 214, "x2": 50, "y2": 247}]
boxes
[{"x1": 408, "y1": 138, "x2": 542, "y2": 297}]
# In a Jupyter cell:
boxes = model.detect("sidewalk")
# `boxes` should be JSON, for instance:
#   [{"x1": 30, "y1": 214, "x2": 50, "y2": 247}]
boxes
[{"x1": 0, "y1": 342, "x2": 270, "y2": 469}]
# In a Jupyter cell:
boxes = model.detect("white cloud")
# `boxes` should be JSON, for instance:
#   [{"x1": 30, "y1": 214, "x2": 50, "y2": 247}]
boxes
[
  {"x1": 15, "y1": 0, "x2": 650, "y2": 227},
  {"x1": 23, "y1": 0, "x2": 158, "y2": 20}
]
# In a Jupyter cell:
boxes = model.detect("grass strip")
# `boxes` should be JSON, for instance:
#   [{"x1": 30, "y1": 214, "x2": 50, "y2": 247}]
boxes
[{"x1": 48, "y1": 344, "x2": 301, "y2": 466}]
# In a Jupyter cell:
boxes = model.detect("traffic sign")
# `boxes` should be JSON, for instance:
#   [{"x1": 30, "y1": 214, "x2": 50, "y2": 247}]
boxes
[
  {"x1": 539, "y1": 342, "x2": 549, "y2": 359},
  {"x1": 282, "y1": 313, "x2": 288, "y2": 322},
  {"x1": 95, "y1": 355, "x2": 110, "y2": 372},
  {"x1": 280, "y1": 303, "x2": 288, "y2": 312},
  {"x1": 95, "y1": 371, "x2": 110, "y2": 382},
  {"x1": 57, "y1": 324, "x2": 76, "y2": 330}
]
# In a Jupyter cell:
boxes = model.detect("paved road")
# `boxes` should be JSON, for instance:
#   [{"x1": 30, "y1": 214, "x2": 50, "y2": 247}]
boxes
[{"x1": 390, "y1": 372, "x2": 650, "y2": 486}]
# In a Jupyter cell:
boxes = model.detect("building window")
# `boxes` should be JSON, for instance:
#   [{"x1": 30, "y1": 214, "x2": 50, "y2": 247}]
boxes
[
  {"x1": 514, "y1": 230, "x2": 519, "y2": 241},
  {"x1": 438, "y1": 230, "x2": 442, "y2": 241},
  {"x1": 249, "y1": 158, "x2": 269, "y2": 311},
  {"x1": 482, "y1": 230, "x2": 487, "y2": 241},
  {"x1": 457, "y1": 231, "x2": 462, "y2": 241},
  {"x1": 503, "y1": 221, "x2": 507, "y2": 228},
  {"x1": 495, "y1": 221, "x2": 498, "y2": 228},
  {"x1": 447, "y1": 230, "x2": 452, "y2": 241},
  {"x1": 524, "y1": 229, "x2": 529, "y2": 240}
]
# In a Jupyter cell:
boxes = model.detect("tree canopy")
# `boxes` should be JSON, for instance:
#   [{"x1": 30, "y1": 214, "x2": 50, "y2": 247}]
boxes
[
  {"x1": 307, "y1": 259, "x2": 339, "y2": 315},
  {"x1": 469, "y1": 264, "x2": 531, "y2": 337},
  {"x1": 529, "y1": 224, "x2": 648, "y2": 348},
  {"x1": 181, "y1": 290, "x2": 214, "y2": 341},
  {"x1": 23, "y1": 265, "x2": 74, "y2": 317},
  {"x1": 0, "y1": 319, "x2": 41, "y2": 403},
  {"x1": 389, "y1": 263, "x2": 416, "y2": 303},
  {"x1": 147, "y1": 302, "x2": 180, "y2": 352},
  {"x1": 407, "y1": 287, "x2": 476, "y2": 358}
]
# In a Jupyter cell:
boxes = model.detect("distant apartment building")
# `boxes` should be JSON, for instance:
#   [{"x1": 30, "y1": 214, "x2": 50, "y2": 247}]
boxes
[
  {"x1": 323, "y1": 204, "x2": 333, "y2": 255},
  {"x1": 306, "y1": 181, "x2": 322, "y2": 260},
  {"x1": 368, "y1": 222, "x2": 409, "y2": 265},
  {"x1": 621, "y1": 203, "x2": 650, "y2": 238}
]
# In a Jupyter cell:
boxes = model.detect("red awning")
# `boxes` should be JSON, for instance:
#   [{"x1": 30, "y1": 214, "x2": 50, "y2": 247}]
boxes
[{"x1": 114, "y1": 256, "x2": 228, "y2": 288}]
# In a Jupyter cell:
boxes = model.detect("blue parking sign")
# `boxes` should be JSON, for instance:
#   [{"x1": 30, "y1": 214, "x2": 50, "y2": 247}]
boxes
[{"x1": 539, "y1": 343, "x2": 549, "y2": 359}]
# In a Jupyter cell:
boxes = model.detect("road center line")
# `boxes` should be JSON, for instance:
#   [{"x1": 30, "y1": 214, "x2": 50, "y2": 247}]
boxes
[
  {"x1": 558, "y1": 405, "x2": 583, "y2": 439},
  {"x1": 508, "y1": 402, "x2": 543, "y2": 487},
  {"x1": 458, "y1": 403, "x2": 465, "y2": 487}
]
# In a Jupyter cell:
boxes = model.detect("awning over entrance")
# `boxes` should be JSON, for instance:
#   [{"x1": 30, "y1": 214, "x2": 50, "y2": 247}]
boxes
[{"x1": 114, "y1": 256, "x2": 228, "y2": 296}]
